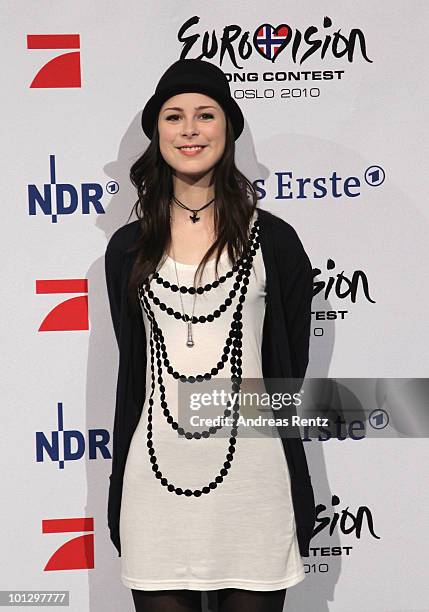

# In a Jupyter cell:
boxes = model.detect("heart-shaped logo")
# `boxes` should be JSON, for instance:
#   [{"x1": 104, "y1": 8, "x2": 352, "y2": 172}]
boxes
[{"x1": 253, "y1": 23, "x2": 291, "y2": 62}]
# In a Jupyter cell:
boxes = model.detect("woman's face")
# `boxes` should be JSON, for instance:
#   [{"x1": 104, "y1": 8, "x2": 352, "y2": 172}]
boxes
[{"x1": 157, "y1": 92, "x2": 226, "y2": 179}]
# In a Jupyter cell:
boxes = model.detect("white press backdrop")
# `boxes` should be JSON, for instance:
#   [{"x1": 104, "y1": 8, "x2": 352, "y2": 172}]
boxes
[{"x1": 2, "y1": 2, "x2": 429, "y2": 611}]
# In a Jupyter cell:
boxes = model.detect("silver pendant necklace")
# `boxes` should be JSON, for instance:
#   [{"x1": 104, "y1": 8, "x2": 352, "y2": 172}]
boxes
[{"x1": 171, "y1": 250, "x2": 198, "y2": 348}]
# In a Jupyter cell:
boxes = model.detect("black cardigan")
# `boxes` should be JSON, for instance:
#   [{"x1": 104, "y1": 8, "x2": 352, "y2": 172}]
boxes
[{"x1": 104, "y1": 206, "x2": 316, "y2": 558}]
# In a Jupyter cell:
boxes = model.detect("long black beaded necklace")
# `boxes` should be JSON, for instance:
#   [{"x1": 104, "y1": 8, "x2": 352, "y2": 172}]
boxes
[
  {"x1": 137, "y1": 215, "x2": 260, "y2": 496},
  {"x1": 140, "y1": 217, "x2": 260, "y2": 438},
  {"x1": 139, "y1": 223, "x2": 260, "y2": 438}
]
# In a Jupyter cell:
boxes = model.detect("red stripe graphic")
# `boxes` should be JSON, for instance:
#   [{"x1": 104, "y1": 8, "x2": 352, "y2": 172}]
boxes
[
  {"x1": 27, "y1": 34, "x2": 80, "y2": 49},
  {"x1": 36, "y1": 279, "x2": 88, "y2": 294},
  {"x1": 42, "y1": 517, "x2": 94, "y2": 533}
]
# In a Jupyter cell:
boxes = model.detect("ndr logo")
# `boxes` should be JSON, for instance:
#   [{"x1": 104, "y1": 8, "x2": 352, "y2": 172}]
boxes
[
  {"x1": 28, "y1": 154, "x2": 119, "y2": 223},
  {"x1": 36, "y1": 401, "x2": 111, "y2": 468}
]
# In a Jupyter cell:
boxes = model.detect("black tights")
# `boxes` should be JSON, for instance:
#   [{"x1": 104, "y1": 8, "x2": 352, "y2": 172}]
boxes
[{"x1": 131, "y1": 587, "x2": 287, "y2": 612}]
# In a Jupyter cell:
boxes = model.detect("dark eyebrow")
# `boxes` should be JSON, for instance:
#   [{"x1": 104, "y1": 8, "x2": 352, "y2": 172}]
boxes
[{"x1": 162, "y1": 105, "x2": 217, "y2": 113}]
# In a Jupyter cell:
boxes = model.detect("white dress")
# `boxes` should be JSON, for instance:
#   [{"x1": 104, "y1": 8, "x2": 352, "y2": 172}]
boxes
[{"x1": 119, "y1": 211, "x2": 305, "y2": 591}]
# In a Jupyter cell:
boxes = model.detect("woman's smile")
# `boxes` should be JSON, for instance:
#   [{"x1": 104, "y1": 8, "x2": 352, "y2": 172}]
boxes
[{"x1": 176, "y1": 145, "x2": 207, "y2": 156}]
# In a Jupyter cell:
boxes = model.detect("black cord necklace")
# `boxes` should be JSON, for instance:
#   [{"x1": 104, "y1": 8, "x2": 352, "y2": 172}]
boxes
[{"x1": 172, "y1": 195, "x2": 215, "y2": 223}]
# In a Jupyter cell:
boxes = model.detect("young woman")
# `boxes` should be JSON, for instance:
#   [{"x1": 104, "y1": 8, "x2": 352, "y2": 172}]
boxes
[{"x1": 105, "y1": 58, "x2": 315, "y2": 612}]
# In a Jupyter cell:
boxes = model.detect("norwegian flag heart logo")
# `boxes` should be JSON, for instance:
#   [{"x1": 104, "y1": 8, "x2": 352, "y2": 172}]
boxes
[{"x1": 253, "y1": 23, "x2": 292, "y2": 62}]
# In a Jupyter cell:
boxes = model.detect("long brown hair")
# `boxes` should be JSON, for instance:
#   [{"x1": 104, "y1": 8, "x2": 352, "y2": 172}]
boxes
[{"x1": 124, "y1": 113, "x2": 259, "y2": 315}]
